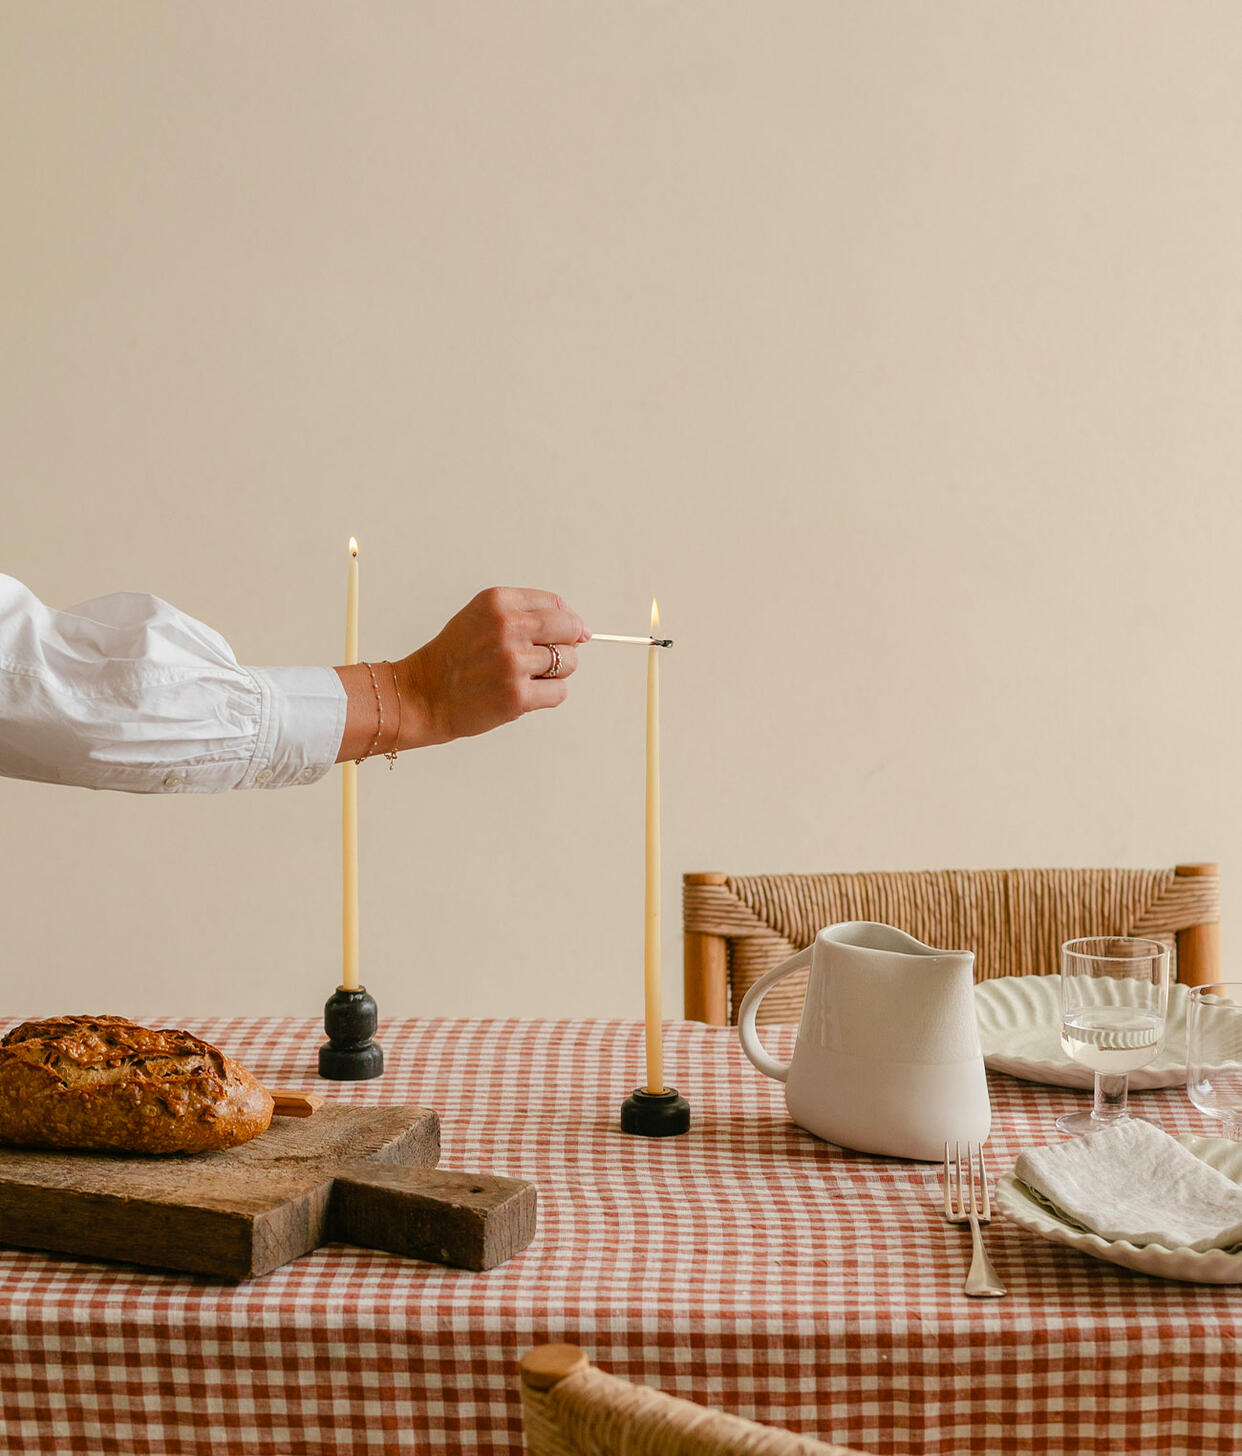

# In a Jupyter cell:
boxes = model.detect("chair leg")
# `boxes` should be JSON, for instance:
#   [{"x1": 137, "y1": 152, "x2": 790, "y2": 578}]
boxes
[
  {"x1": 683, "y1": 873, "x2": 730, "y2": 1025},
  {"x1": 1175, "y1": 862, "x2": 1221, "y2": 987},
  {"x1": 684, "y1": 928, "x2": 729, "y2": 1025}
]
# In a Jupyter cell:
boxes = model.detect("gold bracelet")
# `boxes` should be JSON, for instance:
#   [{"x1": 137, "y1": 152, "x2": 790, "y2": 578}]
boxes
[
  {"x1": 384, "y1": 661, "x2": 401, "y2": 770},
  {"x1": 354, "y1": 661, "x2": 385, "y2": 765}
]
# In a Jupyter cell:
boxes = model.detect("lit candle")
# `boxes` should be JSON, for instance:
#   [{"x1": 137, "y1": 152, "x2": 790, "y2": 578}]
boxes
[
  {"x1": 644, "y1": 597, "x2": 663, "y2": 1093},
  {"x1": 341, "y1": 537, "x2": 360, "y2": 992}
]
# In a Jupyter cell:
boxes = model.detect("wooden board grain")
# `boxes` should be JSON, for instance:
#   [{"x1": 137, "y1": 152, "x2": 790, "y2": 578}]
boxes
[
  {"x1": 0, "y1": 1105, "x2": 536, "y2": 1279},
  {"x1": 334, "y1": 1165, "x2": 538, "y2": 1272}
]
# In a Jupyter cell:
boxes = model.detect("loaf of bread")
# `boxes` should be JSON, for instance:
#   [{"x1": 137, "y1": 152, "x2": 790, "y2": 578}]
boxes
[{"x1": 0, "y1": 1015, "x2": 274, "y2": 1154}]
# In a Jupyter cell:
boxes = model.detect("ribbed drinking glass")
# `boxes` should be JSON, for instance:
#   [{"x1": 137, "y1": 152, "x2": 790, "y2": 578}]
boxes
[
  {"x1": 1057, "y1": 936, "x2": 1170, "y2": 1137},
  {"x1": 1187, "y1": 983, "x2": 1242, "y2": 1139}
]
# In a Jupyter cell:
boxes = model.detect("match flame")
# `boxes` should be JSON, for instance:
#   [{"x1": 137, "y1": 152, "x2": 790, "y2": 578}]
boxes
[
  {"x1": 348, "y1": 536, "x2": 359, "y2": 557},
  {"x1": 650, "y1": 597, "x2": 660, "y2": 635}
]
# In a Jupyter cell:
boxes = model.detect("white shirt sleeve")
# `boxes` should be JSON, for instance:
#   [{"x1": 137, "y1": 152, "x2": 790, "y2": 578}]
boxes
[{"x1": 0, "y1": 573, "x2": 346, "y2": 793}]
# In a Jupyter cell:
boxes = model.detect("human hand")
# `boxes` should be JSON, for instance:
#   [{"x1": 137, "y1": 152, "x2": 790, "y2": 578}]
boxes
[{"x1": 396, "y1": 587, "x2": 590, "y2": 748}]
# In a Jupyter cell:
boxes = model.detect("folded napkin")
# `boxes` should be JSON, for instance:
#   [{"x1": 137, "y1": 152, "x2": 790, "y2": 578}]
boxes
[{"x1": 1014, "y1": 1120, "x2": 1242, "y2": 1252}]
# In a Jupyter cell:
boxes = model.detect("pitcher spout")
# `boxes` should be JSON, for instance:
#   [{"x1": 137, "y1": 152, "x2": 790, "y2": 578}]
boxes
[{"x1": 821, "y1": 921, "x2": 970, "y2": 963}]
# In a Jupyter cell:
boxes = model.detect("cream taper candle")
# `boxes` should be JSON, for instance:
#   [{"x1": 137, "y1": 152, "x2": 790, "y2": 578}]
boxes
[
  {"x1": 341, "y1": 537, "x2": 360, "y2": 992},
  {"x1": 644, "y1": 597, "x2": 663, "y2": 1093}
]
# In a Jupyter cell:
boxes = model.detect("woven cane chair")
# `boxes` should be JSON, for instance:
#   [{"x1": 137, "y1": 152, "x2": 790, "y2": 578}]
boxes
[
  {"x1": 683, "y1": 863, "x2": 1221, "y2": 1026},
  {"x1": 520, "y1": 1345, "x2": 866, "y2": 1456}
]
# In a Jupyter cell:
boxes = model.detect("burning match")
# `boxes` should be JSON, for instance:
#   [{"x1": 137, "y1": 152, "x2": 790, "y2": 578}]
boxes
[{"x1": 590, "y1": 634, "x2": 674, "y2": 647}]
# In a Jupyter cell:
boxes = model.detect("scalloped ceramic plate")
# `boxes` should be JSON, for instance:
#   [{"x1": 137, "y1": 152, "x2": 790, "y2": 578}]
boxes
[
  {"x1": 974, "y1": 975, "x2": 1191, "y2": 1090},
  {"x1": 997, "y1": 1135, "x2": 1242, "y2": 1283}
]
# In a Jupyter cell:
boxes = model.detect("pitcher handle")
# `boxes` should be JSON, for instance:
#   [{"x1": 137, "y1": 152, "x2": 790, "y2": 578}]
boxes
[{"x1": 737, "y1": 945, "x2": 814, "y2": 1083}]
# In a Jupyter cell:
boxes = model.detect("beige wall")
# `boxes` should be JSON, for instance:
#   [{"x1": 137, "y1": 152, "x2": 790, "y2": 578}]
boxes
[{"x1": 3, "y1": 2, "x2": 1240, "y2": 1024}]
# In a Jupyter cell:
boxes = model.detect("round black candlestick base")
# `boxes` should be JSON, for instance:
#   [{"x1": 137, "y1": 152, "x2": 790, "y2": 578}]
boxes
[
  {"x1": 620, "y1": 1086, "x2": 691, "y2": 1137},
  {"x1": 318, "y1": 986, "x2": 384, "y2": 1081}
]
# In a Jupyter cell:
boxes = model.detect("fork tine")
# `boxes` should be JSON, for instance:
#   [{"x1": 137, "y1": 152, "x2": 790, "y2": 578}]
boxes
[
  {"x1": 943, "y1": 1142, "x2": 953, "y2": 1219},
  {"x1": 955, "y1": 1139, "x2": 964, "y2": 1216},
  {"x1": 977, "y1": 1143, "x2": 992, "y2": 1221},
  {"x1": 965, "y1": 1141, "x2": 976, "y2": 1215}
]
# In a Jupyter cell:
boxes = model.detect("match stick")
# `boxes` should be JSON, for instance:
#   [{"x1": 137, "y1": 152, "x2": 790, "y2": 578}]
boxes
[{"x1": 591, "y1": 634, "x2": 675, "y2": 647}]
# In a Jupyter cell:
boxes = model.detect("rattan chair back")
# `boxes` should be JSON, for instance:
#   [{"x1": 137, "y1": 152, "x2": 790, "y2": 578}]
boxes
[
  {"x1": 683, "y1": 864, "x2": 1220, "y2": 1026},
  {"x1": 520, "y1": 1345, "x2": 863, "y2": 1456}
]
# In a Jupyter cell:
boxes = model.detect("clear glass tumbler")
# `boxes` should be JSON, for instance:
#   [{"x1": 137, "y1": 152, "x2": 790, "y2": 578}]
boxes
[
  {"x1": 1057, "y1": 936, "x2": 1170, "y2": 1136},
  {"x1": 1187, "y1": 983, "x2": 1242, "y2": 1139}
]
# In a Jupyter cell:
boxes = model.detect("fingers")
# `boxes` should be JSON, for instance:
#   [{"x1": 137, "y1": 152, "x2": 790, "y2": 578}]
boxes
[
  {"x1": 476, "y1": 587, "x2": 588, "y2": 645},
  {"x1": 523, "y1": 678, "x2": 570, "y2": 711},
  {"x1": 525, "y1": 643, "x2": 579, "y2": 681},
  {"x1": 468, "y1": 589, "x2": 589, "y2": 644},
  {"x1": 495, "y1": 587, "x2": 569, "y2": 614},
  {"x1": 429, "y1": 589, "x2": 584, "y2": 737},
  {"x1": 523, "y1": 605, "x2": 589, "y2": 648}
]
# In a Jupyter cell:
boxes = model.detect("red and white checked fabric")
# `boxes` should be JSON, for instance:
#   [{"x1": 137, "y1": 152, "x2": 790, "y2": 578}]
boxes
[{"x1": 0, "y1": 1016, "x2": 1238, "y2": 1456}]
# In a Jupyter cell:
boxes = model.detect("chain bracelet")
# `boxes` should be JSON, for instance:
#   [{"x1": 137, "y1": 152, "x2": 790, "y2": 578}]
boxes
[
  {"x1": 354, "y1": 661, "x2": 385, "y2": 765},
  {"x1": 385, "y1": 661, "x2": 401, "y2": 770}
]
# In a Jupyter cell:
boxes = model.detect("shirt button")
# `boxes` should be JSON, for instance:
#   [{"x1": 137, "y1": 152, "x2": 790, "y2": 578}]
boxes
[
  {"x1": 256, "y1": 768, "x2": 274, "y2": 784},
  {"x1": 300, "y1": 767, "x2": 316, "y2": 782},
  {"x1": 163, "y1": 773, "x2": 183, "y2": 789}
]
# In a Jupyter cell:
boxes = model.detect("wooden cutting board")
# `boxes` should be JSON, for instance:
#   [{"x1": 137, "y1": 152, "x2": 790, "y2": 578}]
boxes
[{"x1": 0, "y1": 1105, "x2": 536, "y2": 1279}]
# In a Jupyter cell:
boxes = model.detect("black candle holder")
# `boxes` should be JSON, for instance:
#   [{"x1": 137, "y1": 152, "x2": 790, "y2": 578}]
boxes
[
  {"x1": 620, "y1": 1085, "x2": 690, "y2": 1137},
  {"x1": 318, "y1": 986, "x2": 384, "y2": 1081}
]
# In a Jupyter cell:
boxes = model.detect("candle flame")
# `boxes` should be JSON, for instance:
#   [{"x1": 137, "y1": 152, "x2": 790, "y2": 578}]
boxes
[
  {"x1": 348, "y1": 537, "x2": 359, "y2": 557},
  {"x1": 650, "y1": 597, "x2": 660, "y2": 634}
]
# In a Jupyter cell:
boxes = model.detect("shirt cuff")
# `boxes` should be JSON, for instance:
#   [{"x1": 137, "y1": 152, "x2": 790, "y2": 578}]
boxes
[{"x1": 239, "y1": 666, "x2": 347, "y2": 789}]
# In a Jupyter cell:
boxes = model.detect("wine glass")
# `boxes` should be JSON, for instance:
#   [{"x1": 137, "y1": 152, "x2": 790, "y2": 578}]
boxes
[
  {"x1": 1057, "y1": 936, "x2": 1170, "y2": 1136},
  {"x1": 1187, "y1": 983, "x2": 1242, "y2": 1139}
]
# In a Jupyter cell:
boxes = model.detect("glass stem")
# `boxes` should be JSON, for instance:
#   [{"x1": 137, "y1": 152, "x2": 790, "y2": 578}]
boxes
[{"x1": 1092, "y1": 1072, "x2": 1129, "y2": 1123}]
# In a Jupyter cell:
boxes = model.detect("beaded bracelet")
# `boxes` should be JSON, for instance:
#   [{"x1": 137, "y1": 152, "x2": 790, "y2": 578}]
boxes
[
  {"x1": 354, "y1": 661, "x2": 404, "y2": 767},
  {"x1": 354, "y1": 662, "x2": 386, "y2": 765}
]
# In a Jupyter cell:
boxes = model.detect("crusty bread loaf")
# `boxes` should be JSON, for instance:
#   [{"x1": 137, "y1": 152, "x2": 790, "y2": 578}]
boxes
[{"x1": 0, "y1": 1015, "x2": 274, "y2": 1154}]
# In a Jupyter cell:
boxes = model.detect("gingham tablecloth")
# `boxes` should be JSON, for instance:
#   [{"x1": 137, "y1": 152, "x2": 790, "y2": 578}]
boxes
[{"x1": 0, "y1": 1017, "x2": 1238, "y2": 1456}]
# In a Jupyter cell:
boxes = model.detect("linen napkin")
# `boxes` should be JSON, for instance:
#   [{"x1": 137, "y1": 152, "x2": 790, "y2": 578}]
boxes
[{"x1": 1014, "y1": 1119, "x2": 1242, "y2": 1252}]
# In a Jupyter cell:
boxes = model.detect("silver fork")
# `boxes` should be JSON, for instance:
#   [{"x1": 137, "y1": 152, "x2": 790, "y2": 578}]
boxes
[{"x1": 943, "y1": 1140, "x2": 1007, "y2": 1298}]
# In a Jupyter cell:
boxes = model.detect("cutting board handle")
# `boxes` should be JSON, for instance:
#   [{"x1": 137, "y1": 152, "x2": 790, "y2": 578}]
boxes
[
  {"x1": 331, "y1": 1165, "x2": 537, "y2": 1271},
  {"x1": 268, "y1": 1090, "x2": 324, "y2": 1118}
]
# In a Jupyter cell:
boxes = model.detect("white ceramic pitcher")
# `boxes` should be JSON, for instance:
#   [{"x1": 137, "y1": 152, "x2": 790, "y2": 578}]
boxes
[{"x1": 738, "y1": 921, "x2": 991, "y2": 1161}]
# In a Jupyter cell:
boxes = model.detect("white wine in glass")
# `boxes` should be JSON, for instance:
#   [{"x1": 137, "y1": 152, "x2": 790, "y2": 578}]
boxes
[{"x1": 1057, "y1": 937, "x2": 1170, "y2": 1137}]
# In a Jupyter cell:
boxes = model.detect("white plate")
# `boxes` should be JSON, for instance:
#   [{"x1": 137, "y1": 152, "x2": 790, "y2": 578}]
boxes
[
  {"x1": 997, "y1": 1134, "x2": 1242, "y2": 1283},
  {"x1": 974, "y1": 974, "x2": 1190, "y2": 1090}
]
